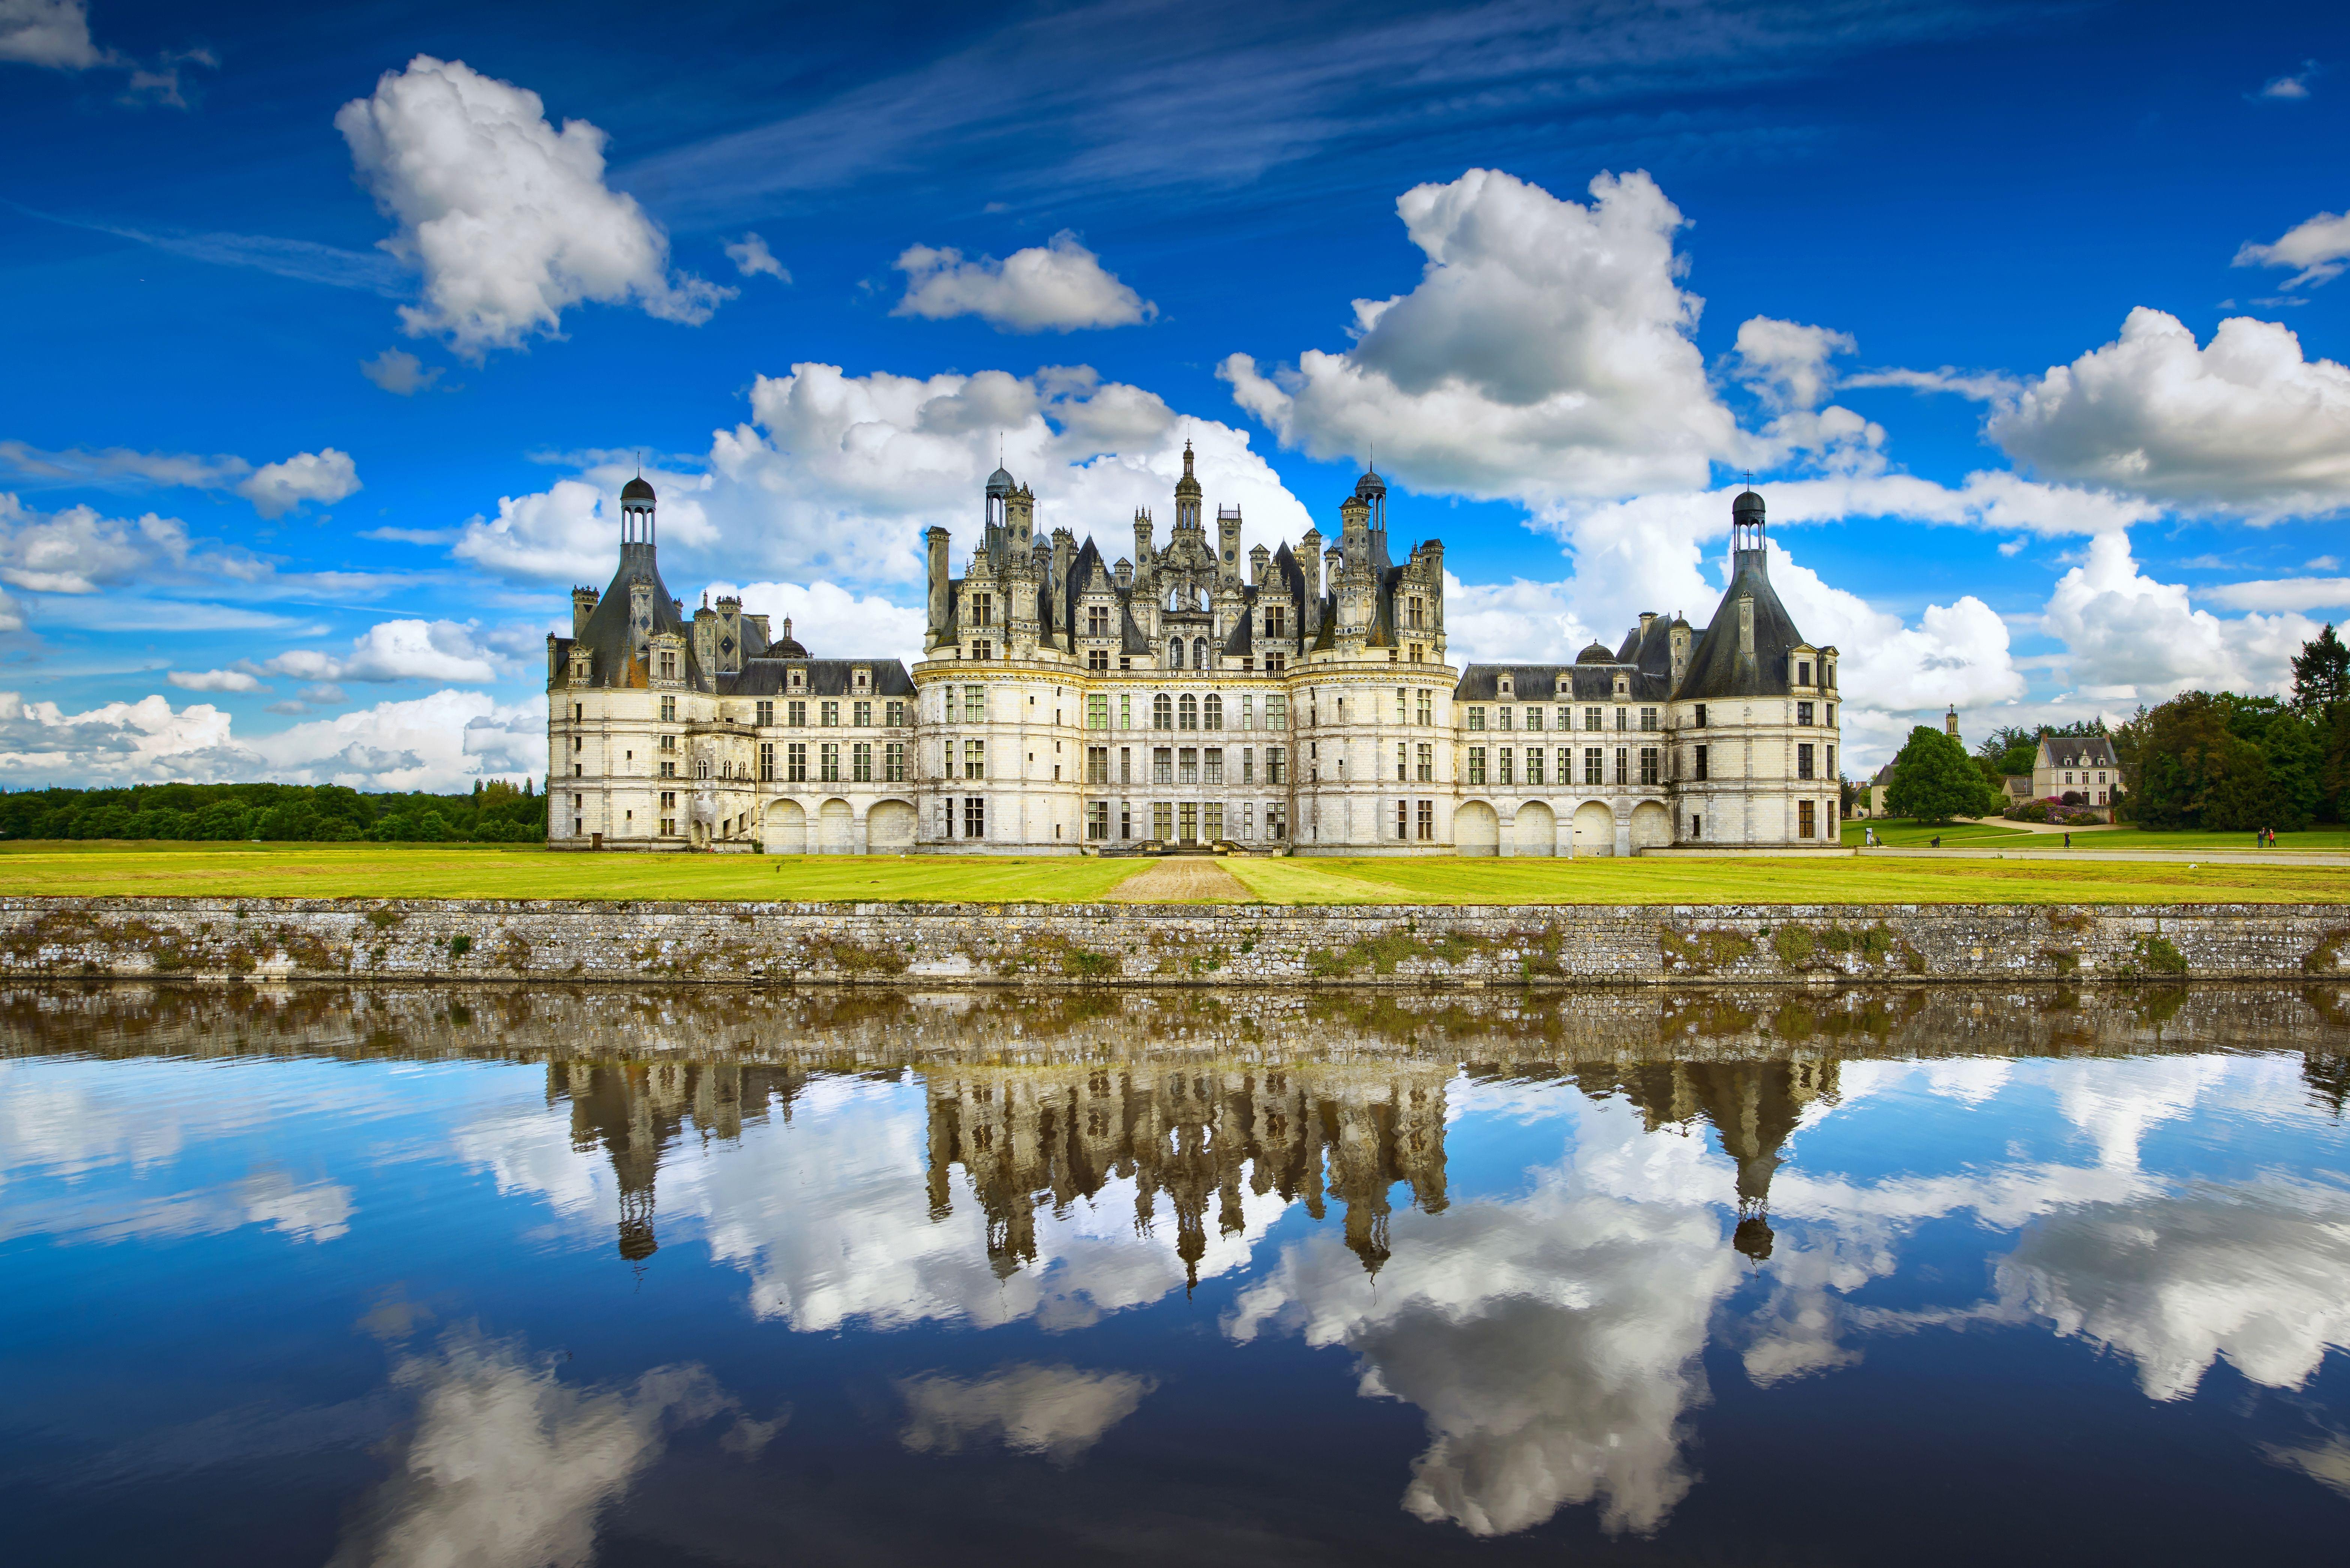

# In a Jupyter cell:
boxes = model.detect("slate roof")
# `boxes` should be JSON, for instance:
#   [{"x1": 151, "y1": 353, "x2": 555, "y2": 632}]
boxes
[
  {"x1": 2040, "y1": 736, "x2": 2119, "y2": 769},
  {"x1": 725, "y1": 658, "x2": 915, "y2": 697},
  {"x1": 1674, "y1": 552, "x2": 1814, "y2": 702},
  {"x1": 1453, "y1": 663, "x2": 1671, "y2": 702}
]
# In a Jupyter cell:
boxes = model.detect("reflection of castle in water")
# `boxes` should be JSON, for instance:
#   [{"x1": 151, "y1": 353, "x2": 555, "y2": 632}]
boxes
[
  {"x1": 1570, "y1": 1057, "x2": 1839, "y2": 1260},
  {"x1": 925, "y1": 1063, "x2": 1450, "y2": 1282},
  {"x1": 546, "y1": 1052, "x2": 1827, "y2": 1271}
]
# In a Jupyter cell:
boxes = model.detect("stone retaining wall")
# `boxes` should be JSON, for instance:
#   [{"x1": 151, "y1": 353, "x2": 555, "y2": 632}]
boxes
[{"x1": 1, "y1": 896, "x2": 2344, "y2": 987}]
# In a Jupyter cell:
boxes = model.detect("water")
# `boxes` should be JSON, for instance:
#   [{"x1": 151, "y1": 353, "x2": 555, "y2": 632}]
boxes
[{"x1": 5, "y1": 983, "x2": 2350, "y2": 1566}]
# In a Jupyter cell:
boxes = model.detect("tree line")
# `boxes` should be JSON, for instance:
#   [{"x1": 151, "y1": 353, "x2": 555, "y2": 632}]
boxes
[
  {"x1": 1878, "y1": 624, "x2": 2349, "y2": 829},
  {"x1": 0, "y1": 780, "x2": 546, "y2": 844}
]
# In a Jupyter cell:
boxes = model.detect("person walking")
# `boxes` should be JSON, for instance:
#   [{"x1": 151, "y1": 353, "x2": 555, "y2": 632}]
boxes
[{"x1": 2064, "y1": 831, "x2": 2071, "y2": 848}]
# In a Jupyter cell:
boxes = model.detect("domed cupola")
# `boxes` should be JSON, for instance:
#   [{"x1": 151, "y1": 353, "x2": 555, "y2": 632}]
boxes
[{"x1": 1576, "y1": 640, "x2": 1616, "y2": 664}]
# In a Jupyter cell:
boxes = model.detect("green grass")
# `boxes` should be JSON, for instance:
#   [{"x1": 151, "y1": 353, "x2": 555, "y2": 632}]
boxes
[
  {"x1": 0, "y1": 838, "x2": 2343, "y2": 906},
  {"x1": 0, "y1": 841, "x2": 1143, "y2": 903},
  {"x1": 1847, "y1": 819, "x2": 2350, "y2": 852},
  {"x1": 1219, "y1": 853, "x2": 2350, "y2": 905}
]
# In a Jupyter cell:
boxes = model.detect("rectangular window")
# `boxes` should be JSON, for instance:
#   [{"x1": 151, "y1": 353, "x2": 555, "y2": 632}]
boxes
[
  {"x1": 1798, "y1": 660, "x2": 1812, "y2": 686},
  {"x1": 756, "y1": 700, "x2": 773, "y2": 726},
  {"x1": 1241, "y1": 694, "x2": 1255, "y2": 730},
  {"x1": 1266, "y1": 606, "x2": 1286, "y2": 638},
  {"x1": 788, "y1": 700, "x2": 807, "y2": 727},
  {"x1": 660, "y1": 696, "x2": 676, "y2": 723},
  {"x1": 886, "y1": 699, "x2": 906, "y2": 726},
  {"x1": 1154, "y1": 747, "x2": 1173, "y2": 785},
  {"x1": 964, "y1": 796, "x2": 987, "y2": 838},
  {"x1": 1087, "y1": 801, "x2": 1109, "y2": 841},
  {"x1": 1153, "y1": 801, "x2": 1174, "y2": 841},
  {"x1": 1585, "y1": 706, "x2": 1603, "y2": 732},
  {"x1": 1088, "y1": 694, "x2": 1108, "y2": 730},
  {"x1": 661, "y1": 791, "x2": 676, "y2": 811},
  {"x1": 787, "y1": 742, "x2": 807, "y2": 783},
  {"x1": 1467, "y1": 706, "x2": 1486, "y2": 732},
  {"x1": 1267, "y1": 696, "x2": 1287, "y2": 731},
  {"x1": 1267, "y1": 747, "x2": 1287, "y2": 785},
  {"x1": 1797, "y1": 743, "x2": 1816, "y2": 781},
  {"x1": 1396, "y1": 687, "x2": 1408, "y2": 724},
  {"x1": 1797, "y1": 701, "x2": 1814, "y2": 726},
  {"x1": 1205, "y1": 748, "x2": 1224, "y2": 784},
  {"x1": 1799, "y1": 799, "x2": 1817, "y2": 839},
  {"x1": 1120, "y1": 694, "x2": 1132, "y2": 729},
  {"x1": 660, "y1": 733, "x2": 676, "y2": 752},
  {"x1": 1695, "y1": 744, "x2": 1708, "y2": 781},
  {"x1": 1526, "y1": 747, "x2": 1544, "y2": 785},
  {"x1": 1584, "y1": 747, "x2": 1603, "y2": 786},
  {"x1": 1087, "y1": 746, "x2": 1109, "y2": 784},
  {"x1": 1398, "y1": 799, "x2": 1410, "y2": 840},
  {"x1": 1694, "y1": 703, "x2": 1708, "y2": 728},
  {"x1": 1825, "y1": 704, "x2": 1835, "y2": 727},
  {"x1": 1639, "y1": 746, "x2": 1659, "y2": 786},
  {"x1": 852, "y1": 742, "x2": 872, "y2": 783},
  {"x1": 1416, "y1": 743, "x2": 1433, "y2": 782},
  {"x1": 852, "y1": 700, "x2": 871, "y2": 726},
  {"x1": 963, "y1": 685, "x2": 985, "y2": 723},
  {"x1": 1179, "y1": 748, "x2": 1198, "y2": 784},
  {"x1": 1468, "y1": 746, "x2": 1486, "y2": 786},
  {"x1": 1417, "y1": 690, "x2": 1433, "y2": 726},
  {"x1": 1416, "y1": 800, "x2": 1434, "y2": 841},
  {"x1": 820, "y1": 742, "x2": 841, "y2": 783},
  {"x1": 1614, "y1": 747, "x2": 1629, "y2": 785},
  {"x1": 1120, "y1": 747, "x2": 1132, "y2": 784},
  {"x1": 1120, "y1": 800, "x2": 1132, "y2": 839},
  {"x1": 1827, "y1": 745, "x2": 1836, "y2": 779},
  {"x1": 884, "y1": 742, "x2": 907, "y2": 783},
  {"x1": 972, "y1": 592, "x2": 993, "y2": 625},
  {"x1": 1498, "y1": 705, "x2": 1513, "y2": 731},
  {"x1": 1204, "y1": 802, "x2": 1224, "y2": 840},
  {"x1": 759, "y1": 741, "x2": 774, "y2": 782},
  {"x1": 1181, "y1": 797, "x2": 1201, "y2": 842},
  {"x1": 1641, "y1": 707, "x2": 1657, "y2": 732},
  {"x1": 1397, "y1": 742, "x2": 1408, "y2": 781},
  {"x1": 1497, "y1": 747, "x2": 1513, "y2": 785},
  {"x1": 1267, "y1": 802, "x2": 1287, "y2": 839},
  {"x1": 1616, "y1": 707, "x2": 1629, "y2": 732},
  {"x1": 961, "y1": 739, "x2": 985, "y2": 780},
  {"x1": 1526, "y1": 706, "x2": 1543, "y2": 732},
  {"x1": 819, "y1": 701, "x2": 839, "y2": 726}
]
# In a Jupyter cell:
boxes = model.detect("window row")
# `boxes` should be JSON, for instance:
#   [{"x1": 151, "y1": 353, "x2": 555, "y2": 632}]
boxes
[
  {"x1": 745, "y1": 740, "x2": 911, "y2": 784},
  {"x1": 1081, "y1": 745, "x2": 1287, "y2": 785},
  {"x1": 1081, "y1": 799, "x2": 1290, "y2": 842},
  {"x1": 1083, "y1": 692, "x2": 1290, "y2": 732},
  {"x1": 1465, "y1": 704, "x2": 1659, "y2": 733},
  {"x1": 1463, "y1": 745, "x2": 1660, "y2": 788}
]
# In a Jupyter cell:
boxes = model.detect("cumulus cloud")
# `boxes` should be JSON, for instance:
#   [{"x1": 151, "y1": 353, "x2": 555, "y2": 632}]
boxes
[
  {"x1": 2041, "y1": 531, "x2": 2319, "y2": 702},
  {"x1": 1727, "y1": 316, "x2": 1854, "y2": 412},
  {"x1": 0, "y1": 493, "x2": 215, "y2": 594},
  {"x1": 236, "y1": 448, "x2": 360, "y2": 519},
  {"x1": 1990, "y1": 309, "x2": 2350, "y2": 518},
  {"x1": 1223, "y1": 168, "x2": 1738, "y2": 502},
  {"x1": 724, "y1": 232, "x2": 790, "y2": 282},
  {"x1": 898, "y1": 1364, "x2": 1155, "y2": 1465},
  {"x1": 2236, "y1": 208, "x2": 2350, "y2": 290},
  {"x1": 702, "y1": 579, "x2": 928, "y2": 667},
  {"x1": 166, "y1": 669, "x2": 267, "y2": 693},
  {"x1": 331, "y1": 1332, "x2": 734, "y2": 1568},
  {"x1": 894, "y1": 231, "x2": 1154, "y2": 332},
  {"x1": 460, "y1": 364, "x2": 1312, "y2": 589},
  {"x1": 360, "y1": 348, "x2": 442, "y2": 396},
  {"x1": 2254, "y1": 61, "x2": 2319, "y2": 101},
  {"x1": 0, "y1": 0, "x2": 101, "y2": 67},
  {"x1": 248, "y1": 619, "x2": 503, "y2": 685},
  {"x1": 337, "y1": 55, "x2": 731, "y2": 357},
  {"x1": 2203, "y1": 576, "x2": 2350, "y2": 613}
]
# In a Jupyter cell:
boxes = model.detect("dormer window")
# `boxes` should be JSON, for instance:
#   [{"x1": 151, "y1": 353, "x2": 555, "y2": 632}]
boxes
[
  {"x1": 1798, "y1": 660, "x2": 1812, "y2": 686},
  {"x1": 789, "y1": 669, "x2": 804, "y2": 691},
  {"x1": 853, "y1": 667, "x2": 870, "y2": 692},
  {"x1": 1498, "y1": 675, "x2": 1513, "y2": 697}
]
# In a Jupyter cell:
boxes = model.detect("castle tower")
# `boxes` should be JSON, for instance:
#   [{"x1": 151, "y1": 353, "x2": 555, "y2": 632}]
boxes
[
  {"x1": 620, "y1": 474, "x2": 656, "y2": 555},
  {"x1": 1174, "y1": 439, "x2": 1202, "y2": 533}
]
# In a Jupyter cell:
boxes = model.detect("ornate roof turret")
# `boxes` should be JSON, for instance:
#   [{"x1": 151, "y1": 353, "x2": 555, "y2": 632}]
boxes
[
  {"x1": 985, "y1": 465, "x2": 1016, "y2": 499},
  {"x1": 1575, "y1": 640, "x2": 1616, "y2": 664},
  {"x1": 770, "y1": 616, "x2": 808, "y2": 658},
  {"x1": 1174, "y1": 439, "x2": 1200, "y2": 499},
  {"x1": 621, "y1": 475, "x2": 656, "y2": 503}
]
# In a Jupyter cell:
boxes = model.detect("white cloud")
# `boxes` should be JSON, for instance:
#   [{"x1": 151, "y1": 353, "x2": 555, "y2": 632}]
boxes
[
  {"x1": 701, "y1": 579, "x2": 928, "y2": 667},
  {"x1": 331, "y1": 1333, "x2": 733, "y2": 1568},
  {"x1": 360, "y1": 348, "x2": 442, "y2": 396},
  {"x1": 893, "y1": 231, "x2": 1153, "y2": 332},
  {"x1": 250, "y1": 619, "x2": 502, "y2": 685},
  {"x1": 336, "y1": 55, "x2": 731, "y2": 357},
  {"x1": 1990, "y1": 309, "x2": 2350, "y2": 518},
  {"x1": 0, "y1": 493, "x2": 208, "y2": 594},
  {"x1": 0, "y1": 690, "x2": 253, "y2": 782},
  {"x1": 1727, "y1": 316, "x2": 1854, "y2": 412},
  {"x1": 898, "y1": 1364, "x2": 1155, "y2": 1465},
  {"x1": 236, "y1": 448, "x2": 360, "y2": 519},
  {"x1": 1222, "y1": 168, "x2": 1738, "y2": 502},
  {"x1": 724, "y1": 232, "x2": 790, "y2": 282},
  {"x1": 462, "y1": 364, "x2": 1311, "y2": 590},
  {"x1": 2254, "y1": 61, "x2": 2319, "y2": 101},
  {"x1": 167, "y1": 668, "x2": 267, "y2": 693},
  {"x1": 0, "y1": 0, "x2": 100, "y2": 68},
  {"x1": 1840, "y1": 365, "x2": 2024, "y2": 403},
  {"x1": 2203, "y1": 576, "x2": 2350, "y2": 613},
  {"x1": 2040, "y1": 531, "x2": 2319, "y2": 702},
  {"x1": 2236, "y1": 208, "x2": 2350, "y2": 289}
]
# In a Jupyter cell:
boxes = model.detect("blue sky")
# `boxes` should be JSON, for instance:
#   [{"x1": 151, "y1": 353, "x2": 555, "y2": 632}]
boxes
[{"x1": 4, "y1": 0, "x2": 2349, "y2": 787}]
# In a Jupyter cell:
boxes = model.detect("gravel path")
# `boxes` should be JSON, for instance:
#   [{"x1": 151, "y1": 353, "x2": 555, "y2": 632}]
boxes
[{"x1": 1104, "y1": 857, "x2": 1256, "y2": 902}]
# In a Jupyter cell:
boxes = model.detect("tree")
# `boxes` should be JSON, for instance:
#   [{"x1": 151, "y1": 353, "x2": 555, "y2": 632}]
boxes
[
  {"x1": 2293, "y1": 623, "x2": 2349, "y2": 715},
  {"x1": 1884, "y1": 726, "x2": 2001, "y2": 823}
]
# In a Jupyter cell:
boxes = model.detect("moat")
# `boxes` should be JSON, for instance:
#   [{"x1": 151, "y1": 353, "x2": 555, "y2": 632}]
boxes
[{"x1": 6, "y1": 983, "x2": 2350, "y2": 1565}]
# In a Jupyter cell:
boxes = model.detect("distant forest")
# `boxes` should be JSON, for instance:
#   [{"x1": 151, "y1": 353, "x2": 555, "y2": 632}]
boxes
[{"x1": 0, "y1": 780, "x2": 546, "y2": 844}]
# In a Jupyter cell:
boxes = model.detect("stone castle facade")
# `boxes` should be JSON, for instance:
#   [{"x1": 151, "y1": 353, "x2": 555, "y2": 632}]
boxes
[{"x1": 546, "y1": 456, "x2": 1843, "y2": 854}]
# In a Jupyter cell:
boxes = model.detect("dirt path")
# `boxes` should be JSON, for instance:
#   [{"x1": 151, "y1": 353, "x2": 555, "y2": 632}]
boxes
[{"x1": 1104, "y1": 856, "x2": 1256, "y2": 902}]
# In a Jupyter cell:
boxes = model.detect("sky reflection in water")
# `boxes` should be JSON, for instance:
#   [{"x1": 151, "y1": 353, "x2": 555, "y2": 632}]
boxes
[{"x1": 4, "y1": 985, "x2": 2350, "y2": 1565}]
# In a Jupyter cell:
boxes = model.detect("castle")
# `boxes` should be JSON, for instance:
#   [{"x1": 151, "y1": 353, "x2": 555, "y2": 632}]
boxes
[{"x1": 546, "y1": 452, "x2": 1843, "y2": 854}]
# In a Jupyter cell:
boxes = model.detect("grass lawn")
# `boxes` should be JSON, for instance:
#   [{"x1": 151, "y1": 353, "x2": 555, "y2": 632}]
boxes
[
  {"x1": 0, "y1": 839, "x2": 2341, "y2": 905},
  {"x1": 1847, "y1": 819, "x2": 2350, "y2": 853},
  {"x1": 1219, "y1": 854, "x2": 2350, "y2": 905},
  {"x1": 0, "y1": 841, "x2": 1141, "y2": 903}
]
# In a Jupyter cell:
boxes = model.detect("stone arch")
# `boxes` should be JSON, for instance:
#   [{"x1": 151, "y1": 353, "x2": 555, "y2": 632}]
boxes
[
  {"x1": 867, "y1": 798, "x2": 916, "y2": 852},
  {"x1": 1455, "y1": 799, "x2": 1500, "y2": 856},
  {"x1": 1630, "y1": 800, "x2": 1673, "y2": 851},
  {"x1": 1511, "y1": 800, "x2": 1555, "y2": 857},
  {"x1": 1169, "y1": 637, "x2": 1184, "y2": 668},
  {"x1": 1572, "y1": 800, "x2": 1615, "y2": 856},
  {"x1": 819, "y1": 797, "x2": 854, "y2": 854},
  {"x1": 1193, "y1": 636, "x2": 1209, "y2": 669},
  {"x1": 764, "y1": 799, "x2": 806, "y2": 854}
]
